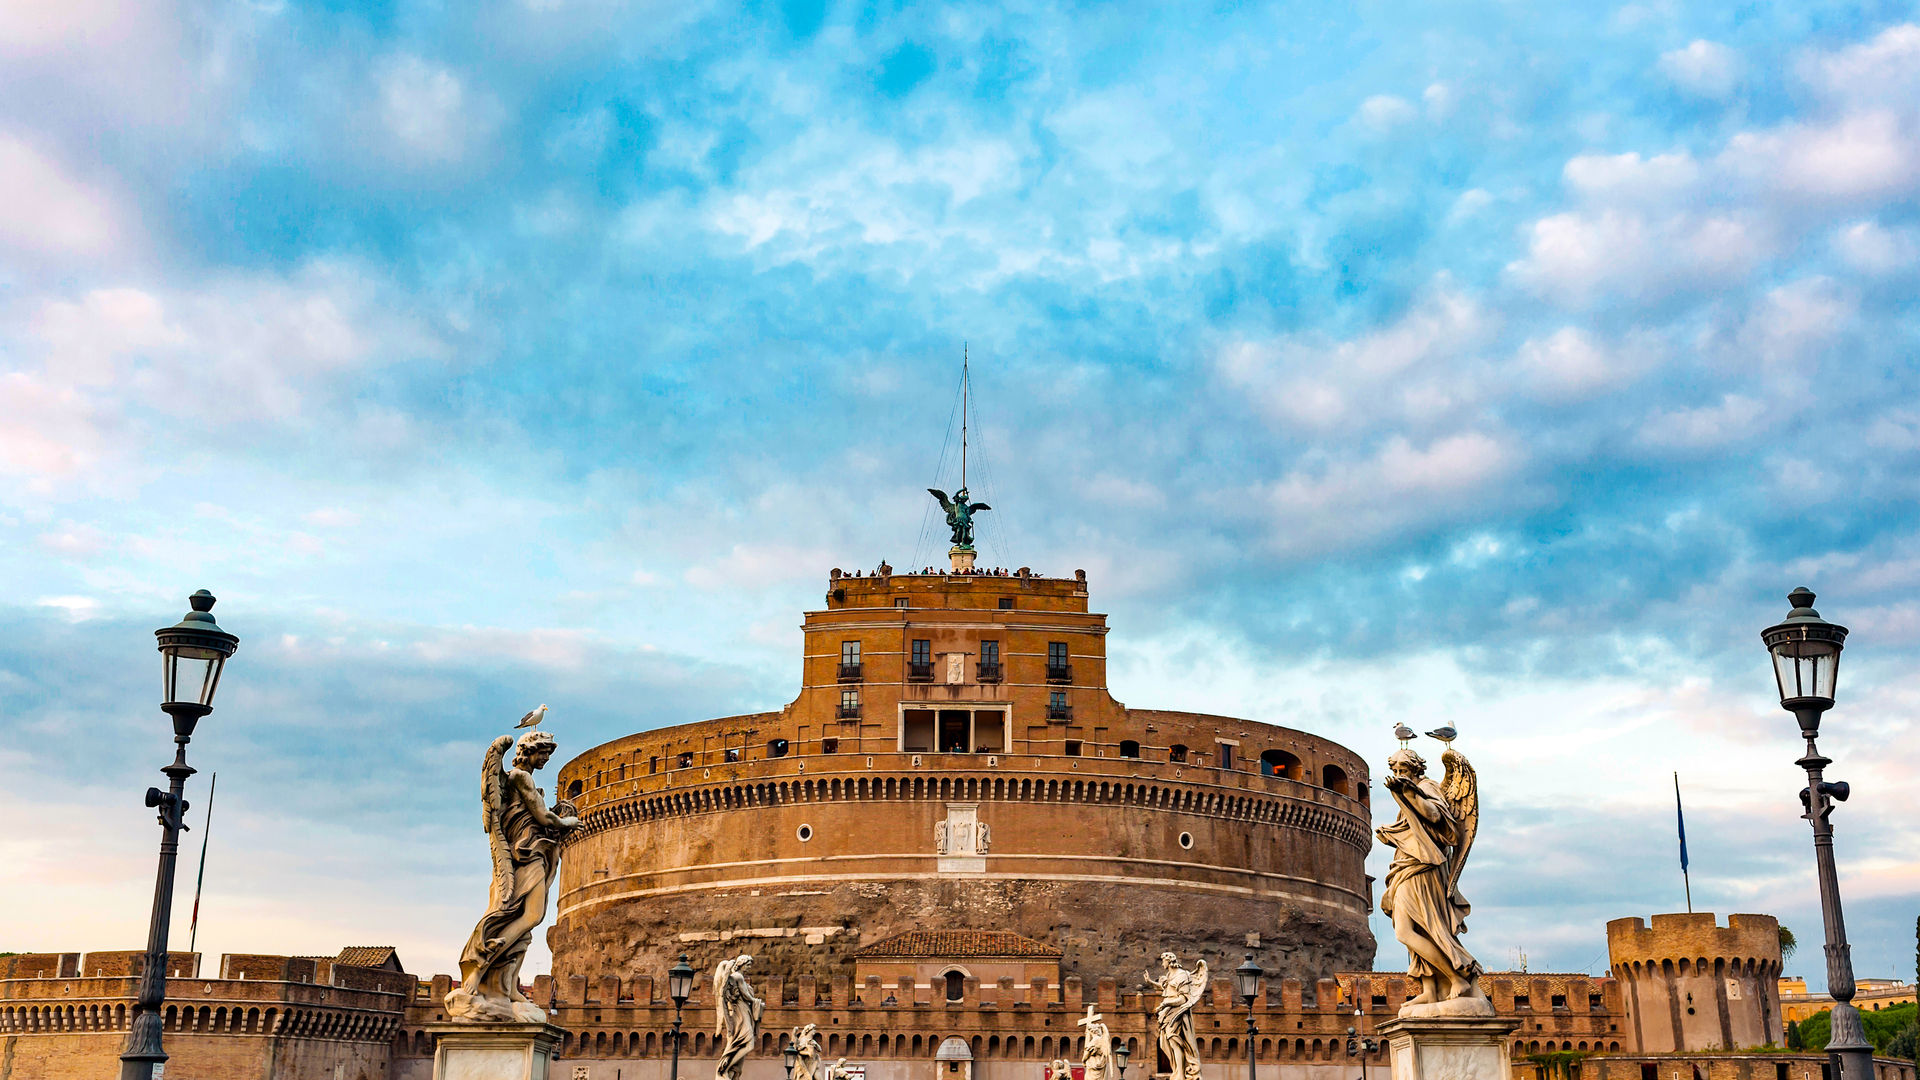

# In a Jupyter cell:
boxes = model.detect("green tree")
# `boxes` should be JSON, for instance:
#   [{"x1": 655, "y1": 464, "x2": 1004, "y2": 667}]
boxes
[
  {"x1": 1781, "y1": 926, "x2": 1798, "y2": 961},
  {"x1": 1786, "y1": 1021, "x2": 1803, "y2": 1051},
  {"x1": 1797, "y1": 1004, "x2": 1917, "y2": 1054}
]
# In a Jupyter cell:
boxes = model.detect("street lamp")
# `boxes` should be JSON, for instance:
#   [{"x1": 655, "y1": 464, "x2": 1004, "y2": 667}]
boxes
[
  {"x1": 1114, "y1": 1040, "x2": 1131, "y2": 1080},
  {"x1": 784, "y1": 1042, "x2": 800, "y2": 1080},
  {"x1": 1234, "y1": 955, "x2": 1262, "y2": 1080},
  {"x1": 1346, "y1": 1012, "x2": 1379, "y2": 1080},
  {"x1": 1762, "y1": 588, "x2": 1872, "y2": 1080},
  {"x1": 120, "y1": 590, "x2": 239, "y2": 1080},
  {"x1": 668, "y1": 953, "x2": 695, "y2": 1080}
]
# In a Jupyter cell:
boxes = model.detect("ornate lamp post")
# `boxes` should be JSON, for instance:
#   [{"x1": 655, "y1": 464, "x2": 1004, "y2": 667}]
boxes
[
  {"x1": 120, "y1": 590, "x2": 239, "y2": 1080},
  {"x1": 1762, "y1": 588, "x2": 1872, "y2": 1080},
  {"x1": 668, "y1": 953, "x2": 695, "y2": 1080},
  {"x1": 1114, "y1": 1040, "x2": 1130, "y2": 1080},
  {"x1": 784, "y1": 1042, "x2": 800, "y2": 1080},
  {"x1": 1346, "y1": 1007, "x2": 1379, "y2": 1080},
  {"x1": 1233, "y1": 955, "x2": 1262, "y2": 1080}
]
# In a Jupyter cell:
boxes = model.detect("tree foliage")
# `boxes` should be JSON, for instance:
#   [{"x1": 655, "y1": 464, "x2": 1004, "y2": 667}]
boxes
[
  {"x1": 1797, "y1": 1003, "x2": 1917, "y2": 1055},
  {"x1": 1780, "y1": 926, "x2": 1798, "y2": 960}
]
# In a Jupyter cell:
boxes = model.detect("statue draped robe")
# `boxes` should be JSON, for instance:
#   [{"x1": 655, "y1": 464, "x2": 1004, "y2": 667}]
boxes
[
  {"x1": 1378, "y1": 775, "x2": 1479, "y2": 985},
  {"x1": 455, "y1": 769, "x2": 569, "y2": 1017}
]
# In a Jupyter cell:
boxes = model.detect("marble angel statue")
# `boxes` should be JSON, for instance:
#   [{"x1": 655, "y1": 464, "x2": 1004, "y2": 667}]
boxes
[
  {"x1": 1377, "y1": 743, "x2": 1489, "y2": 1016},
  {"x1": 791, "y1": 1024, "x2": 822, "y2": 1080},
  {"x1": 447, "y1": 729, "x2": 580, "y2": 1022},
  {"x1": 1079, "y1": 1006, "x2": 1114, "y2": 1080},
  {"x1": 714, "y1": 954, "x2": 765, "y2": 1080},
  {"x1": 1146, "y1": 952, "x2": 1207, "y2": 1080}
]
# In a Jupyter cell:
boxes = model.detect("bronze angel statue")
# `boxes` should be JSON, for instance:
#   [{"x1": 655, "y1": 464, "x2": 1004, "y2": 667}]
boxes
[
  {"x1": 1376, "y1": 740, "x2": 1490, "y2": 1016},
  {"x1": 446, "y1": 728, "x2": 580, "y2": 1023},
  {"x1": 928, "y1": 486, "x2": 990, "y2": 548}
]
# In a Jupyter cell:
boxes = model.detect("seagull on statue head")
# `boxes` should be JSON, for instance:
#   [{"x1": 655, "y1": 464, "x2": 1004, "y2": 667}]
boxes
[
  {"x1": 1392, "y1": 723, "x2": 1416, "y2": 747},
  {"x1": 515, "y1": 704, "x2": 549, "y2": 729},
  {"x1": 1426, "y1": 724, "x2": 1458, "y2": 747}
]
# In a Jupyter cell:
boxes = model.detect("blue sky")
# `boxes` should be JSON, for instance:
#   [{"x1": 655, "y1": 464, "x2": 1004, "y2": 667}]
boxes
[{"x1": 2, "y1": 0, "x2": 1917, "y2": 984}]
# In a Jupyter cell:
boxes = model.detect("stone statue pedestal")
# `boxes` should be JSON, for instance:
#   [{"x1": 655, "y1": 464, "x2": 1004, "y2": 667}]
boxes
[
  {"x1": 426, "y1": 1021, "x2": 566, "y2": 1080},
  {"x1": 949, "y1": 546, "x2": 976, "y2": 572},
  {"x1": 1377, "y1": 1015, "x2": 1519, "y2": 1080}
]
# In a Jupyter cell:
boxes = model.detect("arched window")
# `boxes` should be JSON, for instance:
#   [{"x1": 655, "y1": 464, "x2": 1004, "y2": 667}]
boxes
[
  {"x1": 1322, "y1": 763, "x2": 1350, "y2": 795},
  {"x1": 1169, "y1": 744, "x2": 1188, "y2": 763},
  {"x1": 767, "y1": 739, "x2": 790, "y2": 758},
  {"x1": 567, "y1": 779, "x2": 583, "y2": 798},
  {"x1": 1119, "y1": 740, "x2": 1141, "y2": 759},
  {"x1": 945, "y1": 970, "x2": 966, "y2": 1002},
  {"x1": 1260, "y1": 749, "x2": 1300, "y2": 779}
]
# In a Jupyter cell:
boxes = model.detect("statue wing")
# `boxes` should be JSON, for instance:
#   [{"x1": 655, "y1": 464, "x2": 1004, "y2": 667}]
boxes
[
  {"x1": 927, "y1": 488, "x2": 954, "y2": 513},
  {"x1": 1441, "y1": 747, "x2": 1479, "y2": 899},
  {"x1": 480, "y1": 734, "x2": 515, "y2": 907},
  {"x1": 713, "y1": 960, "x2": 731, "y2": 1036},
  {"x1": 969, "y1": 502, "x2": 991, "y2": 512},
  {"x1": 1190, "y1": 960, "x2": 1209, "y2": 1004}
]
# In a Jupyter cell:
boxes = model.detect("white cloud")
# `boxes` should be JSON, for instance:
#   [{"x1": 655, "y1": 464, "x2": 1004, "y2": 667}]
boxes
[
  {"x1": 1832, "y1": 220, "x2": 1918, "y2": 273},
  {"x1": 1720, "y1": 111, "x2": 1920, "y2": 202},
  {"x1": 0, "y1": 133, "x2": 123, "y2": 258},
  {"x1": 1659, "y1": 40, "x2": 1741, "y2": 99},
  {"x1": 1514, "y1": 327, "x2": 1641, "y2": 401},
  {"x1": 376, "y1": 54, "x2": 484, "y2": 163},
  {"x1": 1256, "y1": 432, "x2": 1521, "y2": 556},
  {"x1": 1422, "y1": 82, "x2": 1456, "y2": 120},
  {"x1": 1800, "y1": 23, "x2": 1920, "y2": 108},
  {"x1": 1637, "y1": 394, "x2": 1765, "y2": 450},
  {"x1": 35, "y1": 595, "x2": 102, "y2": 620},
  {"x1": 1509, "y1": 208, "x2": 1769, "y2": 306},
  {"x1": 1358, "y1": 94, "x2": 1417, "y2": 132},
  {"x1": 1563, "y1": 151, "x2": 1701, "y2": 203}
]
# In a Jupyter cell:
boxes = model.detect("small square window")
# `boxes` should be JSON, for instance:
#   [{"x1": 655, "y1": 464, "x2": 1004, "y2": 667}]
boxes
[
  {"x1": 676, "y1": 752, "x2": 694, "y2": 769},
  {"x1": 649, "y1": 756, "x2": 658, "y2": 774},
  {"x1": 1064, "y1": 740, "x2": 1082, "y2": 757},
  {"x1": 822, "y1": 737, "x2": 839, "y2": 753},
  {"x1": 894, "y1": 598, "x2": 908, "y2": 608},
  {"x1": 998, "y1": 597, "x2": 1014, "y2": 609},
  {"x1": 841, "y1": 689, "x2": 859, "y2": 708},
  {"x1": 724, "y1": 747, "x2": 741, "y2": 763}
]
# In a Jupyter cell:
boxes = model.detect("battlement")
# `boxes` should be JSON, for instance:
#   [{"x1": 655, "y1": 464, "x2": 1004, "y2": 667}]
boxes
[
  {"x1": 1607, "y1": 913, "x2": 1782, "y2": 969},
  {"x1": 823, "y1": 564, "x2": 1091, "y2": 612}
]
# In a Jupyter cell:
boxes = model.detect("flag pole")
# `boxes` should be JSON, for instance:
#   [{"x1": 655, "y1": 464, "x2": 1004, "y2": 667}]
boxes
[
  {"x1": 188, "y1": 772, "x2": 217, "y2": 956},
  {"x1": 1674, "y1": 771, "x2": 1692, "y2": 914}
]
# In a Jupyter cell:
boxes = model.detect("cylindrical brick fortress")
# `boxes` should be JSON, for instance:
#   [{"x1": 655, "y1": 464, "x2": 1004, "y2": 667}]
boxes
[
  {"x1": 1607, "y1": 913, "x2": 1784, "y2": 1052},
  {"x1": 550, "y1": 567, "x2": 1376, "y2": 985}
]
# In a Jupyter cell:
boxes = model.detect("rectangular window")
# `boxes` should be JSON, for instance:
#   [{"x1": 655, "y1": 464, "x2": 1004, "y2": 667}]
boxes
[
  {"x1": 839, "y1": 641, "x2": 862, "y2": 681},
  {"x1": 978, "y1": 640, "x2": 1002, "y2": 681},
  {"x1": 998, "y1": 597, "x2": 1014, "y2": 609},
  {"x1": 901, "y1": 710, "x2": 936, "y2": 752},
  {"x1": 839, "y1": 688, "x2": 860, "y2": 718},
  {"x1": 1514, "y1": 994, "x2": 1530, "y2": 1010},
  {"x1": 912, "y1": 639, "x2": 931, "y2": 663},
  {"x1": 1047, "y1": 642, "x2": 1071, "y2": 682},
  {"x1": 908, "y1": 639, "x2": 933, "y2": 681},
  {"x1": 1217, "y1": 742, "x2": 1234, "y2": 769},
  {"x1": 822, "y1": 737, "x2": 839, "y2": 754},
  {"x1": 1551, "y1": 994, "x2": 1567, "y2": 1010},
  {"x1": 723, "y1": 747, "x2": 740, "y2": 763},
  {"x1": 894, "y1": 597, "x2": 909, "y2": 608},
  {"x1": 1064, "y1": 739, "x2": 1082, "y2": 757},
  {"x1": 649, "y1": 756, "x2": 658, "y2": 775},
  {"x1": 973, "y1": 711, "x2": 1005, "y2": 753},
  {"x1": 676, "y1": 751, "x2": 694, "y2": 769}
]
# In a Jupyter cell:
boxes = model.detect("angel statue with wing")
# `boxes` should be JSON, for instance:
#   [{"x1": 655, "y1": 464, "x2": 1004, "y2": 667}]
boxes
[
  {"x1": 714, "y1": 954, "x2": 765, "y2": 1080},
  {"x1": 446, "y1": 728, "x2": 581, "y2": 1023},
  {"x1": 1146, "y1": 952, "x2": 1207, "y2": 1080},
  {"x1": 1377, "y1": 743, "x2": 1490, "y2": 1017},
  {"x1": 928, "y1": 487, "x2": 991, "y2": 549}
]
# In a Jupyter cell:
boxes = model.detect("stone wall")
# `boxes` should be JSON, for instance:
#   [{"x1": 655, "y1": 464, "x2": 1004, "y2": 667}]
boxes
[{"x1": 1607, "y1": 915, "x2": 1784, "y2": 1052}]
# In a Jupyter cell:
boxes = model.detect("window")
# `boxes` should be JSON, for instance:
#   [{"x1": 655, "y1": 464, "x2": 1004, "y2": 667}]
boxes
[
  {"x1": 677, "y1": 752, "x2": 694, "y2": 769},
  {"x1": 723, "y1": 747, "x2": 741, "y2": 763},
  {"x1": 567, "y1": 779, "x2": 583, "y2": 798},
  {"x1": 894, "y1": 597, "x2": 909, "y2": 608},
  {"x1": 1063, "y1": 739, "x2": 1082, "y2": 757},
  {"x1": 767, "y1": 739, "x2": 790, "y2": 758},
  {"x1": 1217, "y1": 742, "x2": 1235, "y2": 769},
  {"x1": 1169, "y1": 744, "x2": 1188, "y2": 763},
  {"x1": 649, "y1": 756, "x2": 658, "y2": 775},
  {"x1": 901, "y1": 710, "x2": 936, "y2": 753},
  {"x1": 998, "y1": 597, "x2": 1014, "y2": 610},
  {"x1": 1047, "y1": 642, "x2": 1071, "y2": 682},
  {"x1": 1260, "y1": 748, "x2": 1299, "y2": 778},
  {"x1": 838, "y1": 689, "x2": 860, "y2": 718},
  {"x1": 1322, "y1": 763, "x2": 1350, "y2": 795},
  {"x1": 978, "y1": 640, "x2": 1001, "y2": 681},
  {"x1": 944, "y1": 970, "x2": 965, "y2": 1002},
  {"x1": 797, "y1": 824, "x2": 813, "y2": 842},
  {"x1": 1119, "y1": 740, "x2": 1140, "y2": 759},
  {"x1": 839, "y1": 641, "x2": 862, "y2": 681},
  {"x1": 909, "y1": 639, "x2": 933, "y2": 681},
  {"x1": 1047, "y1": 691, "x2": 1071, "y2": 719},
  {"x1": 1514, "y1": 994, "x2": 1531, "y2": 1010},
  {"x1": 1177, "y1": 831, "x2": 1193, "y2": 849},
  {"x1": 821, "y1": 737, "x2": 840, "y2": 753}
]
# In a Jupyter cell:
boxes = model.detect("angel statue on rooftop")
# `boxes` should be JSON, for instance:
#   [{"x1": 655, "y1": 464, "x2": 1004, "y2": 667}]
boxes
[
  {"x1": 715, "y1": 954, "x2": 765, "y2": 1080},
  {"x1": 446, "y1": 728, "x2": 580, "y2": 1023},
  {"x1": 928, "y1": 487, "x2": 991, "y2": 548},
  {"x1": 1377, "y1": 743, "x2": 1491, "y2": 1017},
  {"x1": 1146, "y1": 951, "x2": 1206, "y2": 1080}
]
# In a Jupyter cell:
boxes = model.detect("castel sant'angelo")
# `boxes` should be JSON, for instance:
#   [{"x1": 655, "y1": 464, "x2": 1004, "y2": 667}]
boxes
[{"x1": 1, "y1": 495, "x2": 1911, "y2": 1080}]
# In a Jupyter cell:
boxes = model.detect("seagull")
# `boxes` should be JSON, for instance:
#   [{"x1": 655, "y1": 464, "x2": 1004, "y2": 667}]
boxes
[
  {"x1": 1393, "y1": 723, "x2": 1416, "y2": 747},
  {"x1": 515, "y1": 704, "x2": 549, "y2": 729},
  {"x1": 1426, "y1": 725, "x2": 1458, "y2": 747}
]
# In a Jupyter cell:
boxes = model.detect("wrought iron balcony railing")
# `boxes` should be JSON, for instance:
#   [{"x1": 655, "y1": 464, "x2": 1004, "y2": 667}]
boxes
[{"x1": 837, "y1": 662, "x2": 863, "y2": 682}]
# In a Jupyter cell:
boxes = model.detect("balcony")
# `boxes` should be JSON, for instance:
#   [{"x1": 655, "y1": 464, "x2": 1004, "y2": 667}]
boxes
[
  {"x1": 838, "y1": 662, "x2": 863, "y2": 682},
  {"x1": 836, "y1": 705, "x2": 862, "y2": 719},
  {"x1": 976, "y1": 662, "x2": 1002, "y2": 682},
  {"x1": 1046, "y1": 704, "x2": 1073, "y2": 720},
  {"x1": 907, "y1": 661, "x2": 934, "y2": 682},
  {"x1": 1046, "y1": 663, "x2": 1072, "y2": 683}
]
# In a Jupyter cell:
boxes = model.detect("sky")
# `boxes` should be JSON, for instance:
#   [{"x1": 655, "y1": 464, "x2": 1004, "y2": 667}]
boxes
[{"x1": 1, "y1": 0, "x2": 1917, "y2": 988}]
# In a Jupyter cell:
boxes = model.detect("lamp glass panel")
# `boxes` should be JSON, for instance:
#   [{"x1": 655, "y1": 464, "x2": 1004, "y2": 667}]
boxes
[
  {"x1": 164, "y1": 649, "x2": 224, "y2": 707},
  {"x1": 1771, "y1": 636, "x2": 1840, "y2": 703},
  {"x1": 668, "y1": 969, "x2": 693, "y2": 1001},
  {"x1": 1233, "y1": 969, "x2": 1259, "y2": 1001}
]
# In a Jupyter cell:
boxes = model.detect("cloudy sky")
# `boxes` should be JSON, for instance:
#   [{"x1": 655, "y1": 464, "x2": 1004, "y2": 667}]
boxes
[{"x1": 2, "y1": 0, "x2": 1917, "y2": 985}]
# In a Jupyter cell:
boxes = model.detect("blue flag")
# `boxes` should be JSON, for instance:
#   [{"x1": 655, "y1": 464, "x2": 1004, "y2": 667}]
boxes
[{"x1": 1674, "y1": 772, "x2": 1689, "y2": 872}]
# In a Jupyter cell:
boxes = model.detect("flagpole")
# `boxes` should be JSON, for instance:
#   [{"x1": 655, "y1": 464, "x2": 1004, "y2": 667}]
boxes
[
  {"x1": 1674, "y1": 771, "x2": 1692, "y2": 914},
  {"x1": 188, "y1": 772, "x2": 217, "y2": 957}
]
